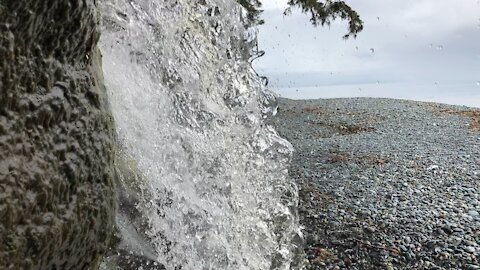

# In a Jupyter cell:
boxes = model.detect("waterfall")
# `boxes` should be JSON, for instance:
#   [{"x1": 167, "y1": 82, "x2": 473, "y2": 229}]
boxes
[{"x1": 99, "y1": 0, "x2": 303, "y2": 269}]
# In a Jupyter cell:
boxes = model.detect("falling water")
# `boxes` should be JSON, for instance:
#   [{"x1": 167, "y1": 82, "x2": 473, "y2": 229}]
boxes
[{"x1": 98, "y1": 0, "x2": 302, "y2": 269}]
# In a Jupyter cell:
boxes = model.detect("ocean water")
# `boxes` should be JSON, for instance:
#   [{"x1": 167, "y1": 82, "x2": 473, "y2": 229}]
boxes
[{"x1": 275, "y1": 82, "x2": 480, "y2": 108}]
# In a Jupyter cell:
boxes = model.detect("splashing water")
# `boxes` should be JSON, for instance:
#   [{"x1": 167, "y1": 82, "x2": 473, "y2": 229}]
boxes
[{"x1": 99, "y1": 0, "x2": 302, "y2": 269}]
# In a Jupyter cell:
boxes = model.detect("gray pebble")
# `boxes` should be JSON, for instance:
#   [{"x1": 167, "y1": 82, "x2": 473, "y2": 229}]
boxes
[
  {"x1": 465, "y1": 246, "x2": 476, "y2": 253},
  {"x1": 468, "y1": 210, "x2": 479, "y2": 217}
]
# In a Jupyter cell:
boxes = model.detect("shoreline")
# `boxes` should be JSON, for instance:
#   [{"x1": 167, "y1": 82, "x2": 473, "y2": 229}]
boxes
[
  {"x1": 278, "y1": 96, "x2": 480, "y2": 109},
  {"x1": 272, "y1": 83, "x2": 480, "y2": 109}
]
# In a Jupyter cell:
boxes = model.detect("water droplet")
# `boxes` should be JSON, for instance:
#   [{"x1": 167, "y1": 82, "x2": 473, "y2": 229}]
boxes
[
  {"x1": 370, "y1": 48, "x2": 375, "y2": 53},
  {"x1": 358, "y1": 88, "x2": 362, "y2": 91},
  {"x1": 477, "y1": 81, "x2": 480, "y2": 86},
  {"x1": 376, "y1": 80, "x2": 380, "y2": 85},
  {"x1": 436, "y1": 45, "x2": 443, "y2": 50},
  {"x1": 355, "y1": 46, "x2": 359, "y2": 51},
  {"x1": 377, "y1": 16, "x2": 380, "y2": 20},
  {"x1": 429, "y1": 43, "x2": 433, "y2": 48}
]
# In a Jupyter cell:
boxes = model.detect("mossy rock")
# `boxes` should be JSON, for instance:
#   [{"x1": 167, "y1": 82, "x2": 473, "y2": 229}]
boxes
[{"x1": 0, "y1": 0, "x2": 116, "y2": 269}]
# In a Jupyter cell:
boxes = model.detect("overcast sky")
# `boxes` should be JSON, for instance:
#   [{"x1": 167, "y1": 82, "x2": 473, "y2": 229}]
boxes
[{"x1": 253, "y1": 0, "x2": 480, "y2": 107}]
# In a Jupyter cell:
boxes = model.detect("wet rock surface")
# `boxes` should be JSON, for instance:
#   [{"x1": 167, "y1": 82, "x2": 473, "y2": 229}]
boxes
[
  {"x1": 0, "y1": 1, "x2": 116, "y2": 269},
  {"x1": 269, "y1": 98, "x2": 480, "y2": 269}
]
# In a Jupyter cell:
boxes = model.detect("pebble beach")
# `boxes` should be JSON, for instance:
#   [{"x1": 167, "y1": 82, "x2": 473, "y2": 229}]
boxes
[{"x1": 269, "y1": 97, "x2": 480, "y2": 269}]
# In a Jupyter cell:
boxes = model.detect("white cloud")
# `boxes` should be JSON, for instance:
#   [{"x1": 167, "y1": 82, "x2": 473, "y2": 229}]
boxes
[
  {"x1": 349, "y1": 0, "x2": 480, "y2": 37},
  {"x1": 254, "y1": 0, "x2": 480, "y2": 80}
]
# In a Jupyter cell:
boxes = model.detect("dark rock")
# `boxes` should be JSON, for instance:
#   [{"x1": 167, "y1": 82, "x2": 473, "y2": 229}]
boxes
[{"x1": 0, "y1": 1, "x2": 116, "y2": 269}]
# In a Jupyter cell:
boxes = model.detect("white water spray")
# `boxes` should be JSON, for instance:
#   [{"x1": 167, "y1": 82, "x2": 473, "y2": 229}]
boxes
[{"x1": 99, "y1": 0, "x2": 302, "y2": 269}]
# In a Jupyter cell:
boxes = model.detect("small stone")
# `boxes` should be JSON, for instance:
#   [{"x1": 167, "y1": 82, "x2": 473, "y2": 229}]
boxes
[
  {"x1": 449, "y1": 237, "x2": 462, "y2": 245},
  {"x1": 464, "y1": 240, "x2": 476, "y2": 246},
  {"x1": 465, "y1": 246, "x2": 476, "y2": 253},
  {"x1": 453, "y1": 227, "x2": 463, "y2": 233},
  {"x1": 468, "y1": 210, "x2": 479, "y2": 217},
  {"x1": 385, "y1": 263, "x2": 394, "y2": 270}
]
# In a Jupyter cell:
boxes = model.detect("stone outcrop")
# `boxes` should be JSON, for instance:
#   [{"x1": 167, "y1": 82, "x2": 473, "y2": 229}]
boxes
[{"x1": 0, "y1": 1, "x2": 116, "y2": 269}]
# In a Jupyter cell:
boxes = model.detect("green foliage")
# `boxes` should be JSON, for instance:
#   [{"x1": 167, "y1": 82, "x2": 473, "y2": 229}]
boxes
[
  {"x1": 237, "y1": 0, "x2": 363, "y2": 38},
  {"x1": 285, "y1": 0, "x2": 363, "y2": 39}
]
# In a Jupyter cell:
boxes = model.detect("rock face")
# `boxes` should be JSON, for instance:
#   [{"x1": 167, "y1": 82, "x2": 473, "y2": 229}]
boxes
[{"x1": 0, "y1": 1, "x2": 116, "y2": 269}]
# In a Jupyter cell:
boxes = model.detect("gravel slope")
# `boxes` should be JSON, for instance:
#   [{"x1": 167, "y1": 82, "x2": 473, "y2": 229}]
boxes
[{"x1": 268, "y1": 97, "x2": 480, "y2": 270}]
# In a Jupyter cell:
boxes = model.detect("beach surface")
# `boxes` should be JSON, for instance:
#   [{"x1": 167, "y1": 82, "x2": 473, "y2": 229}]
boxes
[{"x1": 269, "y1": 97, "x2": 480, "y2": 269}]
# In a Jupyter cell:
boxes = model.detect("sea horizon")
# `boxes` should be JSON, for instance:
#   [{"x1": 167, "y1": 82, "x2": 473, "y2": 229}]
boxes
[{"x1": 273, "y1": 81, "x2": 480, "y2": 108}]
